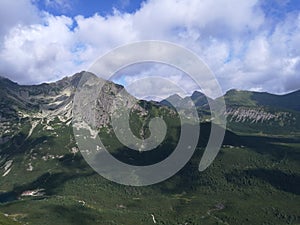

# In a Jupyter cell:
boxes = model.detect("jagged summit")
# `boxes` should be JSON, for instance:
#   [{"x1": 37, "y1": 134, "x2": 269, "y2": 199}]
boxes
[
  {"x1": 190, "y1": 91, "x2": 211, "y2": 107},
  {"x1": 0, "y1": 71, "x2": 147, "y2": 145}
]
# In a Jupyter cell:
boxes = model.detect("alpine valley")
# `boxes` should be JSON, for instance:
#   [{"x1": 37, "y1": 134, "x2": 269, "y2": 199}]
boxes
[{"x1": 0, "y1": 71, "x2": 299, "y2": 225}]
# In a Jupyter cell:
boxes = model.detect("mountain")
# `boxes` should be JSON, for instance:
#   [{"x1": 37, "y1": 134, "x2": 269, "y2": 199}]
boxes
[
  {"x1": 161, "y1": 91, "x2": 211, "y2": 109},
  {"x1": 162, "y1": 88, "x2": 300, "y2": 135},
  {"x1": 191, "y1": 91, "x2": 211, "y2": 107},
  {"x1": 220, "y1": 89, "x2": 300, "y2": 134},
  {"x1": 160, "y1": 93, "x2": 184, "y2": 108},
  {"x1": 224, "y1": 89, "x2": 300, "y2": 111},
  {"x1": 0, "y1": 73, "x2": 299, "y2": 225},
  {"x1": 160, "y1": 91, "x2": 213, "y2": 123},
  {"x1": 0, "y1": 72, "x2": 80, "y2": 145}
]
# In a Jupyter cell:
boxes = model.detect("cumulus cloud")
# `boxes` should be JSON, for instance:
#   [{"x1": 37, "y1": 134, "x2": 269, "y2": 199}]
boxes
[
  {"x1": 0, "y1": 0, "x2": 40, "y2": 38},
  {"x1": 112, "y1": 62, "x2": 198, "y2": 99},
  {"x1": 0, "y1": 15, "x2": 77, "y2": 83},
  {"x1": 0, "y1": 0, "x2": 299, "y2": 96}
]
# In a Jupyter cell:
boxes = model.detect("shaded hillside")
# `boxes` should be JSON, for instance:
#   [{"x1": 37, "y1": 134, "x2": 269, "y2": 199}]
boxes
[{"x1": 223, "y1": 89, "x2": 300, "y2": 111}]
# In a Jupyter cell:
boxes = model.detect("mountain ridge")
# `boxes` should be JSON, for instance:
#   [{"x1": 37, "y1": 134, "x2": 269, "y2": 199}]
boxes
[
  {"x1": 1, "y1": 71, "x2": 299, "y2": 137},
  {"x1": 222, "y1": 89, "x2": 300, "y2": 112},
  {"x1": 1, "y1": 72, "x2": 299, "y2": 102}
]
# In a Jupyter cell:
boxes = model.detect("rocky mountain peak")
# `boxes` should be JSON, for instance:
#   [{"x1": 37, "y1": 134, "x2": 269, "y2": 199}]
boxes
[{"x1": 0, "y1": 72, "x2": 148, "y2": 145}]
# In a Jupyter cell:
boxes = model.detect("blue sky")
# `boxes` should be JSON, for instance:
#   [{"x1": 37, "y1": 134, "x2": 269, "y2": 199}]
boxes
[
  {"x1": 0, "y1": 0, "x2": 299, "y2": 98},
  {"x1": 35, "y1": 0, "x2": 144, "y2": 17}
]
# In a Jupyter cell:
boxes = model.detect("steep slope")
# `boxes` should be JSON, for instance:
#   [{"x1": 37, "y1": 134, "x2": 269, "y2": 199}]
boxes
[
  {"x1": 223, "y1": 89, "x2": 300, "y2": 111},
  {"x1": 220, "y1": 89, "x2": 300, "y2": 134}
]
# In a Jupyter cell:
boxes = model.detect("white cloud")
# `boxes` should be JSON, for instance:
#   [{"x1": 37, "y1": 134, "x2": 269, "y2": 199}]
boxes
[
  {"x1": 0, "y1": 14, "x2": 79, "y2": 83},
  {"x1": 0, "y1": 0, "x2": 40, "y2": 38},
  {"x1": 0, "y1": 0, "x2": 299, "y2": 96},
  {"x1": 112, "y1": 63, "x2": 198, "y2": 99},
  {"x1": 74, "y1": 13, "x2": 137, "y2": 51}
]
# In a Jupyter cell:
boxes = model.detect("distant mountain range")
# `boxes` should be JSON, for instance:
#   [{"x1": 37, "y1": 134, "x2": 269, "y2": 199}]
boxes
[{"x1": 162, "y1": 86, "x2": 300, "y2": 135}]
